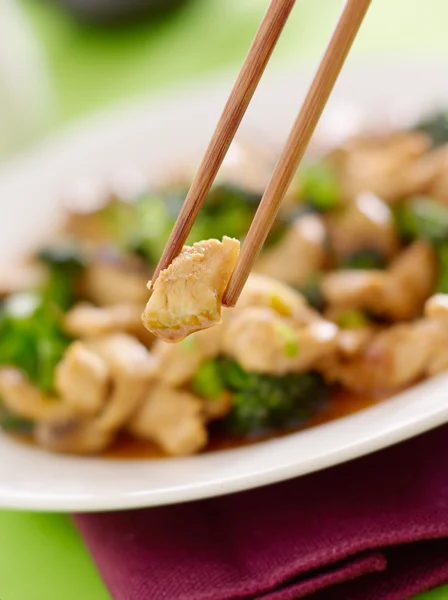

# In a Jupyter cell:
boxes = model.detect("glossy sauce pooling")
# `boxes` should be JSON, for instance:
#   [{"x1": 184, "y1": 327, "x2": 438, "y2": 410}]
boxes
[{"x1": 104, "y1": 388, "x2": 390, "y2": 460}]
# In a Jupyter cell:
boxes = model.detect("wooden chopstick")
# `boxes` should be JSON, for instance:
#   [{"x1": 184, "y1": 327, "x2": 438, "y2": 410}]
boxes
[
  {"x1": 150, "y1": 0, "x2": 296, "y2": 286},
  {"x1": 222, "y1": 0, "x2": 372, "y2": 306}
]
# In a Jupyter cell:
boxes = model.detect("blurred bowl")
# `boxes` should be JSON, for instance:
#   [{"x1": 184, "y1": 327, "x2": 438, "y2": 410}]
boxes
[{"x1": 56, "y1": 0, "x2": 191, "y2": 24}]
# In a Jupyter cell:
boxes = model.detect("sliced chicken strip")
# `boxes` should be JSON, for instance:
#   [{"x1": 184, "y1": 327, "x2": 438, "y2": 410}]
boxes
[
  {"x1": 322, "y1": 241, "x2": 437, "y2": 320},
  {"x1": 55, "y1": 341, "x2": 109, "y2": 416},
  {"x1": 152, "y1": 325, "x2": 221, "y2": 387},
  {"x1": 255, "y1": 214, "x2": 327, "y2": 286},
  {"x1": 64, "y1": 302, "x2": 153, "y2": 346},
  {"x1": 143, "y1": 237, "x2": 240, "y2": 342},
  {"x1": 223, "y1": 306, "x2": 338, "y2": 375},
  {"x1": 0, "y1": 368, "x2": 74, "y2": 423},
  {"x1": 236, "y1": 273, "x2": 318, "y2": 322},
  {"x1": 326, "y1": 192, "x2": 398, "y2": 260},
  {"x1": 128, "y1": 384, "x2": 208, "y2": 456},
  {"x1": 86, "y1": 333, "x2": 157, "y2": 431},
  {"x1": 82, "y1": 253, "x2": 150, "y2": 307}
]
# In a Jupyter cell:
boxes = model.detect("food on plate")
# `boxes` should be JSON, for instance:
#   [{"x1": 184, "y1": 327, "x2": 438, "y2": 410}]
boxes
[
  {"x1": 2, "y1": 111, "x2": 448, "y2": 457},
  {"x1": 143, "y1": 237, "x2": 240, "y2": 342}
]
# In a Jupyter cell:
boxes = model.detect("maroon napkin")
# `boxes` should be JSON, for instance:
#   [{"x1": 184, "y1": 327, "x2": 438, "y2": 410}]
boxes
[{"x1": 75, "y1": 424, "x2": 448, "y2": 600}]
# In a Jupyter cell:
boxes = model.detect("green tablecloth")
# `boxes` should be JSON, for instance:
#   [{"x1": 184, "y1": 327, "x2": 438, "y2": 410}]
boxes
[{"x1": 2, "y1": 1, "x2": 448, "y2": 598}]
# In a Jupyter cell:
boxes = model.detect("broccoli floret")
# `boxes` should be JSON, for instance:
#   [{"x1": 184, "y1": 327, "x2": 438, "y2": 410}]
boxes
[
  {"x1": 413, "y1": 111, "x2": 448, "y2": 147},
  {"x1": 193, "y1": 357, "x2": 329, "y2": 436},
  {"x1": 298, "y1": 161, "x2": 341, "y2": 212},
  {"x1": 296, "y1": 275, "x2": 326, "y2": 311},
  {"x1": 0, "y1": 404, "x2": 34, "y2": 434},
  {"x1": 101, "y1": 182, "x2": 288, "y2": 266},
  {"x1": 339, "y1": 249, "x2": 387, "y2": 270},
  {"x1": 336, "y1": 309, "x2": 370, "y2": 329},
  {"x1": 394, "y1": 197, "x2": 448, "y2": 244},
  {"x1": 0, "y1": 291, "x2": 72, "y2": 393},
  {"x1": 192, "y1": 359, "x2": 224, "y2": 399},
  {"x1": 0, "y1": 243, "x2": 84, "y2": 393},
  {"x1": 436, "y1": 242, "x2": 448, "y2": 294}
]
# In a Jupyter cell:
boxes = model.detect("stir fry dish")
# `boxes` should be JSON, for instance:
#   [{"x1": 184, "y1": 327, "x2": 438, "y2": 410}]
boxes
[{"x1": 2, "y1": 110, "x2": 448, "y2": 457}]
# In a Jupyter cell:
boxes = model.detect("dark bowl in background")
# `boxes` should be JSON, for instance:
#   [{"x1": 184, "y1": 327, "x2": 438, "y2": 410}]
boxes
[{"x1": 56, "y1": 0, "x2": 190, "y2": 24}]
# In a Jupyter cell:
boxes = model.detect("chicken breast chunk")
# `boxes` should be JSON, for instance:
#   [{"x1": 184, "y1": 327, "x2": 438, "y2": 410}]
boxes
[
  {"x1": 143, "y1": 237, "x2": 240, "y2": 342},
  {"x1": 322, "y1": 241, "x2": 437, "y2": 320},
  {"x1": 222, "y1": 306, "x2": 337, "y2": 375},
  {"x1": 128, "y1": 384, "x2": 208, "y2": 456},
  {"x1": 255, "y1": 214, "x2": 327, "y2": 285}
]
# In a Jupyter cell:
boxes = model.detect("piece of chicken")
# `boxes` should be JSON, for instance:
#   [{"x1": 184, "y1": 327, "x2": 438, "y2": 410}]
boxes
[
  {"x1": 322, "y1": 241, "x2": 437, "y2": 320},
  {"x1": 235, "y1": 273, "x2": 317, "y2": 322},
  {"x1": 128, "y1": 384, "x2": 208, "y2": 456},
  {"x1": 63, "y1": 302, "x2": 154, "y2": 347},
  {"x1": 329, "y1": 131, "x2": 433, "y2": 202},
  {"x1": 326, "y1": 192, "x2": 398, "y2": 261},
  {"x1": 222, "y1": 306, "x2": 338, "y2": 375},
  {"x1": 321, "y1": 294, "x2": 448, "y2": 393},
  {"x1": 0, "y1": 368, "x2": 74, "y2": 423},
  {"x1": 37, "y1": 334, "x2": 157, "y2": 454},
  {"x1": 152, "y1": 325, "x2": 222, "y2": 387},
  {"x1": 82, "y1": 252, "x2": 150, "y2": 307},
  {"x1": 54, "y1": 341, "x2": 109, "y2": 417},
  {"x1": 255, "y1": 214, "x2": 327, "y2": 286},
  {"x1": 143, "y1": 237, "x2": 240, "y2": 342}
]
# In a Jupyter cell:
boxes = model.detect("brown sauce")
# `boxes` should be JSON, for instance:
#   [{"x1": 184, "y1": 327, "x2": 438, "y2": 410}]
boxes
[{"x1": 104, "y1": 388, "x2": 390, "y2": 460}]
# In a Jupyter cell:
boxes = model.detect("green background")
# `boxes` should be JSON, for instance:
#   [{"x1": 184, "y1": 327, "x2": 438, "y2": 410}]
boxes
[{"x1": 2, "y1": 1, "x2": 448, "y2": 598}]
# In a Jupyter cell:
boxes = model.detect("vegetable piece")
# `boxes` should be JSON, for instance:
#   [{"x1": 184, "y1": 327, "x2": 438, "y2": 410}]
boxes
[
  {"x1": 102, "y1": 183, "x2": 287, "y2": 266},
  {"x1": 394, "y1": 197, "x2": 448, "y2": 244},
  {"x1": 0, "y1": 403, "x2": 34, "y2": 434},
  {"x1": 192, "y1": 359, "x2": 224, "y2": 399},
  {"x1": 0, "y1": 244, "x2": 84, "y2": 393},
  {"x1": 194, "y1": 357, "x2": 329, "y2": 436},
  {"x1": 336, "y1": 309, "x2": 370, "y2": 329},
  {"x1": 436, "y1": 242, "x2": 448, "y2": 294},
  {"x1": 339, "y1": 249, "x2": 387, "y2": 270},
  {"x1": 299, "y1": 161, "x2": 341, "y2": 211},
  {"x1": 413, "y1": 111, "x2": 448, "y2": 147},
  {"x1": 296, "y1": 275, "x2": 326, "y2": 311},
  {"x1": 0, "y1": 293, "x2": 72, "y2": 393}
]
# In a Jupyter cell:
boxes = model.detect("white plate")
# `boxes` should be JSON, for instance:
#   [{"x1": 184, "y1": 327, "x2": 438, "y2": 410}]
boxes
[{"x1": 1, "y1": 62, "x2": 448, "y2": 512}]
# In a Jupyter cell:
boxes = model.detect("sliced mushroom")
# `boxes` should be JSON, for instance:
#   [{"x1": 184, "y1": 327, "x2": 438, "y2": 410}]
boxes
[{"x1": 35, "y1": 419, "x2": 114, "y2": 454}]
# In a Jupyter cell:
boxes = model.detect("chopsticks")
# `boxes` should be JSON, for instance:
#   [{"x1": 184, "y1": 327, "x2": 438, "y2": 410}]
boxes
[
  {"x1": 151, "y1": 0, "x2": 372, "y2": 306},
  {"x1": 223, "y1": 0, "x2": 371, "y2": 306},
  {"x1": 150, "y1": 0, "x2": 297, "y2": 284}
]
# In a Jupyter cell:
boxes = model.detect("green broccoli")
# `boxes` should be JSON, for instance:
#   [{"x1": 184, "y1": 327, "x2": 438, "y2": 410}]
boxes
[
  {"x1": 0, "y1": 404, "x2": 34, "y2": 434},
  {"x1": 296, "y1": 274, "x2": 326, "y2": 311},
  {"x1": 192, "y1": 358, "x2": 329, "y2": 436},
  {"x1": 339, "y1": 249, "x2": 387, "y2": 270},
  {"x1": 101, "y1": 182, "x2": 289, "y2": 266},
  {"x1": 0, "y1": 243, "x2": 85, "y2": 393},
  {"x1": 413, "y1": 110, "x2": 448, "y2": 147},
  {"x1": 393, "y1": 197, "x2": 448, "y2": 244},
  {"x1": 299, "y1": 161, "x2": 341, "y2": 212}
]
